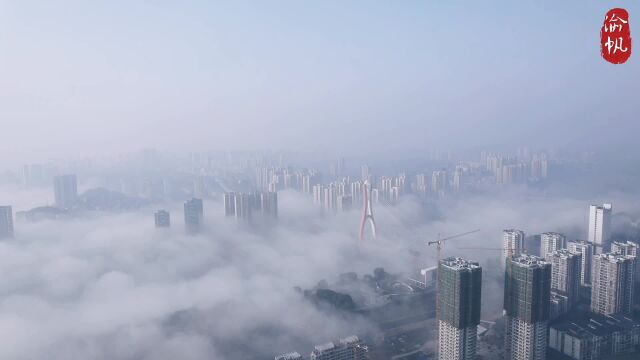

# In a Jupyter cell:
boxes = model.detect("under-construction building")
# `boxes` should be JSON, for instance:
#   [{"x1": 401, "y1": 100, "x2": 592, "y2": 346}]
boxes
[
  {"x1": 437, "y1": 257, "x2": 482, "y2": 360},
  {"x1": 504, "y1": 255, "x2": 551, "y2": 360}
]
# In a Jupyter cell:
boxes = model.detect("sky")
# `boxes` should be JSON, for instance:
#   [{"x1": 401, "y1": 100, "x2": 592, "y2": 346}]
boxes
[{"x1": 1, "y1": 1, "x2": 639, "y2": 164}]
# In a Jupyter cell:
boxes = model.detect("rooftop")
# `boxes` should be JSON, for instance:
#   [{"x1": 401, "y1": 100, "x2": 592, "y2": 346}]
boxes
[
  {"x1": 313, "y1": 342, "x2": 335, "y2": 353},
  {"x1": 551, "y1": 313, "x2": 640, "y2": 339},
  {"x1": 594, "y1": 253, "x2": 635, "y2": 263},
  {"x1": 339, "y1": 335, "x2": 360, "y2": 345},
  {"x1": 275, "y1": 352, "x2": 302, "y2": 360},
  {"x1": 547, "y1": 249, "x2": 580, "y2": 259},
  {"x1": 503, "y1": 229, "x2": 524, "y2": 233},
  {"x1": 511, "y1": 254, "x2": 549, "y2": 267},
  {"x1": 542, "y1": 232, "x2": 565, "y2": 237},
  {"x1": 441, "y1": 257, "x2": 481, "y2": 270}
]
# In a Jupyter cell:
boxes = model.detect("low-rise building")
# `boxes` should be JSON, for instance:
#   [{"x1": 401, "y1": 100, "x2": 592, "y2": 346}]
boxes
[{"x1": 549, "y1": 313, "x2": 640, "y2": 360}]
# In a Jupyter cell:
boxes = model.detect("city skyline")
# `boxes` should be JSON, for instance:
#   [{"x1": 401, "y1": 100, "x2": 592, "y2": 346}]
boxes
[{"x1": 1, "y1": 2, "x2": 639, "y2": 359}]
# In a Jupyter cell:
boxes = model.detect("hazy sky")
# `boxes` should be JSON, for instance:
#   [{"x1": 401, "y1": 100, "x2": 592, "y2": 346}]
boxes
[{"x1": 1, "y1": 1, "x2": 638, "y2": 164}]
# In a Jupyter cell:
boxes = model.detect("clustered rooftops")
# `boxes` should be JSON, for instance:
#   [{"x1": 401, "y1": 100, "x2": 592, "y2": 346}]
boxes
[{"x1": 594, "y1": 252, "x2": 635, "y2": 262}]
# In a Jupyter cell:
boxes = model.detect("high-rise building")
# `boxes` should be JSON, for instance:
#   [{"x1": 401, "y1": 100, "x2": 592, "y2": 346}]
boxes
[
  {"x1": 611, "y1": 241, "x2": 638, "y2": 257},
  {"x1": 588, "y1": 203, "x2": 612, "y2": 253},
  {"x1": 313, "y1": 185, "x2": 324, "y2": 208},
  {"x1": 324, "y1": 184, "x2": 338, "y2": 212},
  {"x1": 540, "y1": 232, "x2": 566, "y2": 259},
  {"x1": 310, "y1": 336, "x2": 367, "y2": 360},
  {"x1": 223, "y1": 192, "x2": 236, "y2": 216},
  {"x1": 0, "y1": 206, "x2": 14, "y2": 239},
  {"x1": 350, "y1": 181, "x2": 363, "y2": 205},
  {"x1": 415, "y1": 173, "x2": 428, "y2": 197},
  {"x1": 259, "y1": 191, "x2": 278, "y2": 218},
  {"x1": 154, "y1": 210, "x2": 170, "y2": 228},
  {"x1": 437, "y1": 257, "x2": 482, "y2": 360},
  {"x1": 567, "y1": 240, "x2": 594, "y2": 286},
  {"x1": 431, "y1": 170, "x2": 448, "y2": 195},
  {"x1": 591, "y1": 253, "x2": 635, "y2": 315},
  {"x1": 502, "y1": 229, "x2": 526, "y2": 267},
  {"x1": 224, "y1": 191, "x2": 278, "y2": 223},
  {"x1": 234, "y1": 193, "x2": 251, "y2": 221},
  {"x1": 302, "y1": 174, "x2": 312, "y2": 194},
  {"x1": 452, "y1": 168, "x2": 463, "y2": 193},
  {"x1": 504, "y1": 255, "x2": 551, "y2": 360},
  {"x1": 545, "y1": 249, "x2": 581, "y2": 310},
  {"x1": 611, "y1": 241, "x2": 640, "y2": 305},
  {"x1": 184, "y1": 198, "x2": 204, "y2": 234},
  {"x1": 54, "y1": 174, "x2": 78, "y2": 209}
]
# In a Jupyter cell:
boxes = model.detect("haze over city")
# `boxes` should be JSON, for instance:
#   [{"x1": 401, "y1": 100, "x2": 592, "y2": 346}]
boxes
[
  {"x1": 1, "y1": 1, "x2": 640, "y2": 360},
  {"x1": 2, "y1": 1, "x2": 640, "y2": 164}
]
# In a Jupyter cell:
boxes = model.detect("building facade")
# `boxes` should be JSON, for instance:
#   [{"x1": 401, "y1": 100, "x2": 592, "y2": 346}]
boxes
[
  {"x1": 567, "y1": 241, "x2": 594, "y2": 286},
  {"x1": 591, "y1": 253, "x2": 635, "y2": 315},
  {"x1": 224, "y1": 191, "x2": 278, "y2": 222},
  {"x1": 0, "y1": 205, "x2": 14, "y2": 239},
  {"x1": 545, "y1": 249, "x2": 581, "y2": 310},
  {"x1": 540, "y1": 232, "x2": 567, "y2": 259},
  {"x1": 504, "y1": 255, "x2": 551, "y2": 360},
  {"x1": 502, "y1": 229, "x2": 526, "y2": 267},
  {"x1": 54, "y1": 174, "x2": 78, "y2": 209},
  {"x1": 588, "y1": 204, "x2": 612, "y2": 254},
  {"x1": 437, "y1": 257, "x2": 482, "y2": 360},
  {"x1": 549, "y1": 313, "x2": 640, "y2": 360},
  {"x1": 154, "y1": 210, "x2": 170, "y2": 228},
  {"x1": 184, "y1": 198, "x2": 204, "y2": 234}
]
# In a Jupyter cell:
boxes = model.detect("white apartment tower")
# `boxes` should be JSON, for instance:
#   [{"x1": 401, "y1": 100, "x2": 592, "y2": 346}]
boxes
[
  {"x1": 502, "y1": 229, "x2": 526, "y2": 267},
  {"x1": 540, "y1": 232, "x2": 567, "y2": 259},
  {"x1": 588, "y1": 203, "x2": 612, "y2": 253},
  {"x1": 545, "y1": 249, "x2": 581, "y2": 308},
  {"x1": 432, "y1": 170, "x2": 448, "y2": 195},
  {"x1": 567, "y1": 241, "x2": 594, "y2": 286},
  {"x1": 452, "y1": 168, "x2": 463, "y2": 193},
  {"x1": 591, "y1": 253, "x2": 635, "y2": 315}
]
